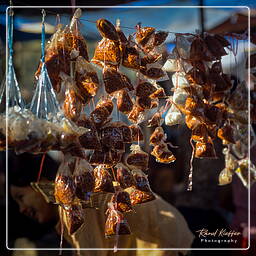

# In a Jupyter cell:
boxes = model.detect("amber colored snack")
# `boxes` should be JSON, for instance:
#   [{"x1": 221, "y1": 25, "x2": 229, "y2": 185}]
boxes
[{"x1": 96, "y1": 19, "x2": 119, "y2": 42}]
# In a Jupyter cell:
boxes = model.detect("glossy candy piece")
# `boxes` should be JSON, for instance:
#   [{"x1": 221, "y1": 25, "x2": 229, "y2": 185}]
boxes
[{"x1": 194, "y1": 140, "x2": 217, "y2": 159}]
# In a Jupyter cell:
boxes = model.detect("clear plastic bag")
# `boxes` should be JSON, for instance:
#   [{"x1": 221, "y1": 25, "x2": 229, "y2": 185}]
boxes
[
  {"x1": 126, "y1": 144, "x2": 149, "y2": 171},
  {"x1": 73, "y1": 158, "x2": 95, "y2": 201}
]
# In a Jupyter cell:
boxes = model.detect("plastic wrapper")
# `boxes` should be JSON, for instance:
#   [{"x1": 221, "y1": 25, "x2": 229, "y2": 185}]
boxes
[
  {"x1": 74, "y1": 159, "x2": 95, "y2": 201},
  {"x1": 92, "y1": 38, "x2": 121, "y2": 67},
  {"x1": 101, "y1": 122, "x2": 125, "y2": 152},
  {"x1": 136, "y1": 96, "x2": 152, "y2": 110},
  {"x1": 173, "y1": 88, "x2": 189, "y2": 107},
  {"x1": 189, "y1": 37, "x2": 214, "y2": 61},
  {"x1": 75, "y1": 56, "x2": 99, "y2": 101},
  {"x1": 149, "y1": 126, "x2": 166, "y2": 146},
  {"x1": 204, "y1": 34, "x2": 227, "y2": 59},
  {"x1": 153, "y1": 31, "x2": 168, "y2": 46},
  {"x1": 135, "y1": 81, "x2": 157, "y2": 97},
  {"x1": 63, "y1": 83, "x2": 82, "y2": 122},
  {"x1": 103, "y1": 67, "x2": 132, "y2": 94},
  {"x1": 194, "y1": 139, "x2": 217, "y2": 159},
  {"x1": 165, "y1": 104, "x2": 184, "y2": 126},
  {"x1": 93, "y1": 165, "x2": 115, "y2": 193},
  {"x1": 96, "y1": 19, "x2": 119, "y2": 42},
  {"x1": 184, "y1": 97, "x2": 205, "y2": 119},
  {"x1": 129, "y1": 124, "x2": 144, "y2": 142},
  {"x1": 140, "y1": 66, "x2": 165, "y2": 80},
  {"x1": 126, "y1": 144, "x2": 149, "y2": 171},
  {"x1": 141, "y1": 54, "x2": 162, "y2": 66},
  {"x1": 35, "y1": 10, "x2": 89, "y2": 93},
  {"x1": 111, "y1": 188, "x2": 133, "y2": 212},
  {"x1": 151, "y1": 142, "x2": 176, "y2": 164},
  {"x1": 78, "y1": 116, "x2": 101, "y2": 150},
  {"x1": 89, "y1": 150, "x2": 123, "y2": 167},
  {"x1": 102, "y1": 122, "x2": 132, "y2": 143},
  {"x1": 136, "y1": 26, "x2": 155, "y2": 46},
  {"x1": 191, "y1": 124, "x2": 209, "y2": 143},
  {"x1": 127, "y1": 105, "x2": 144, "y2": 124},
  {"x1": 122, "y1": 45, "x2": 141, "y2": 70},
  {"x1": 172, "y1": 72, "x2": 190, "y2": 89},
  {"x1": 90, "y1": 98, "x2": 113, "y2": 129},
  {"x1": 63, "y1": 204, "x2": 84, "y2": 235},
  {"x1": 115, "y1": 163, "x2": 136, "y2": 189},
  {"x1": 186, "y1": 68, "x2": 206, "y2": 85},
  {"x1": 105, "y1": 203, "x2": 131, "y2": 237},
  {"x1": 54, "y1": 162, "x2": 76, "y2": 205},
  {"x1": 127, "y1": 169, "x2": 155, "y2": 205},
  {"x1": 175, "y1": 35, "x2": 191, "y2": 60},
  {"x1": 31, "y1": 63, "x2": 60, "y2": 120},
  {"x1": 147, "y1": 111, "x2": 163, "y2": 127},
  {"x1": 150, "y1": 87, "x2": 166, "y2": 99},
  {"x1": 228, "y1": 82, "x2": 248, "y2": 111},
  {"x1": 218, "y1": 168, "x2": 233, "y2": 186},
  {"x1": 217, "y1": 124, "x2": 236, "y2": 144},
  {"x1": 116, "y1": 89, "x2": 134, "y2": 114}
]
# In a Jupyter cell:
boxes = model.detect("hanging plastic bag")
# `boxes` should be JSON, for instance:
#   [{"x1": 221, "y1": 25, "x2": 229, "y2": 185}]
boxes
[
  {"x1": 30, "y1": 11, "x2": 60, "y2": 120},
  {"x1": 73, "y1": 158, "x2": 95, "y2": 201},
  {"x1": 126, "y1": 144, "x2": 149, "y2": 171}
]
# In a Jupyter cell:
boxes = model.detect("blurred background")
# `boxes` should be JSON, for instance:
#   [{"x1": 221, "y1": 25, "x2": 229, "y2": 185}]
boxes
[{"x1": 0, "y1": 0, "x2": 255, "y2": 255}]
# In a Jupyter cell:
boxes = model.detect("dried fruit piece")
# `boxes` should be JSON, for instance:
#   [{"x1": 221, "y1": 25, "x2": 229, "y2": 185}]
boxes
[
  {"x1": 63, "y1": 88, "x2": 82, "y2": 122},
  {"x1": 194, "y1": 140, "x2": 217, "y2": 159},
  {"x1": 96, "y1": 19, "x2": 119, "y2": 42},
  {"x1": 126, "y1": 144, "x2": 149, "y2": 171},
  {"x1": 116, "y1": 89, "x2": 134, "y2": 114},
  {"x1": 135, "y1": 81, "x2": 157, "y2": 97},
  {"x1": 122, "y1": 46, "x2": 141, "y2": 69},
  {"x1": 63, "y1": 205, "x2": 84, "y2": 235},
  {"x1": 116, "y1": 163, "x2": 135, "y2": 189},
  {"x1": 151, "y1": 143, "x2": 176, "y2": 163},
  {"x1": 54, "y1": 164, "x2": 76, "y2": 205},
  {"x1": 140, "y1": 67, "x2": 165, "y2": 79},
  {"x1": 111, "y1": 189, "x2": 133, "y2": 212},
  {"x1": 147, "y1": 112, "x2": 163, "y2": 127},
  {"x1": 105, "y1": 204, "x2": 131, "y2": 237},
  {"x1": 136, "y1": 96, "x2": 152, "y2": 110},
  {"x1": 75, "y1": 56, "x2": 99, "y2": 99},
  {"x1": 103, "y1": 67, "x2": 131, "y2": 94},
  {"x1": 90, "y1": 99, "x2": 113, "y2": 129},
  {"x1": 127, "y1": 105, "x2": 144, "y2": 124},
  {"x1": 153, "y1": 31, "x2": 168, "y2": 46},
  {"x1": 78, "y1": 116, "x2": 101, "y2": 150},
  {"x1": 74, "y1": 159, "x2": 95, "y2": 201},
  {"x1": 191, "y1": 124, "x2": 209, "y2": 143},
  {"x1": 149, "y1": 127, "x2": 165, "y2": 146},
  {"x1": 136, "y1": 26, "x2": 155, "y2": 46},
  {"x1": 92, "y1": 38, "x2": 121, "y2": 66},
  {"x1": 129, "y1": 124, "x2": 144, "y2": 142},
  {"x1": 217, "y1": 124, "x2": 236, "y2": 144},
  {"x1": 93, "y1": 165, "x2": 115, "y2": 193}
]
